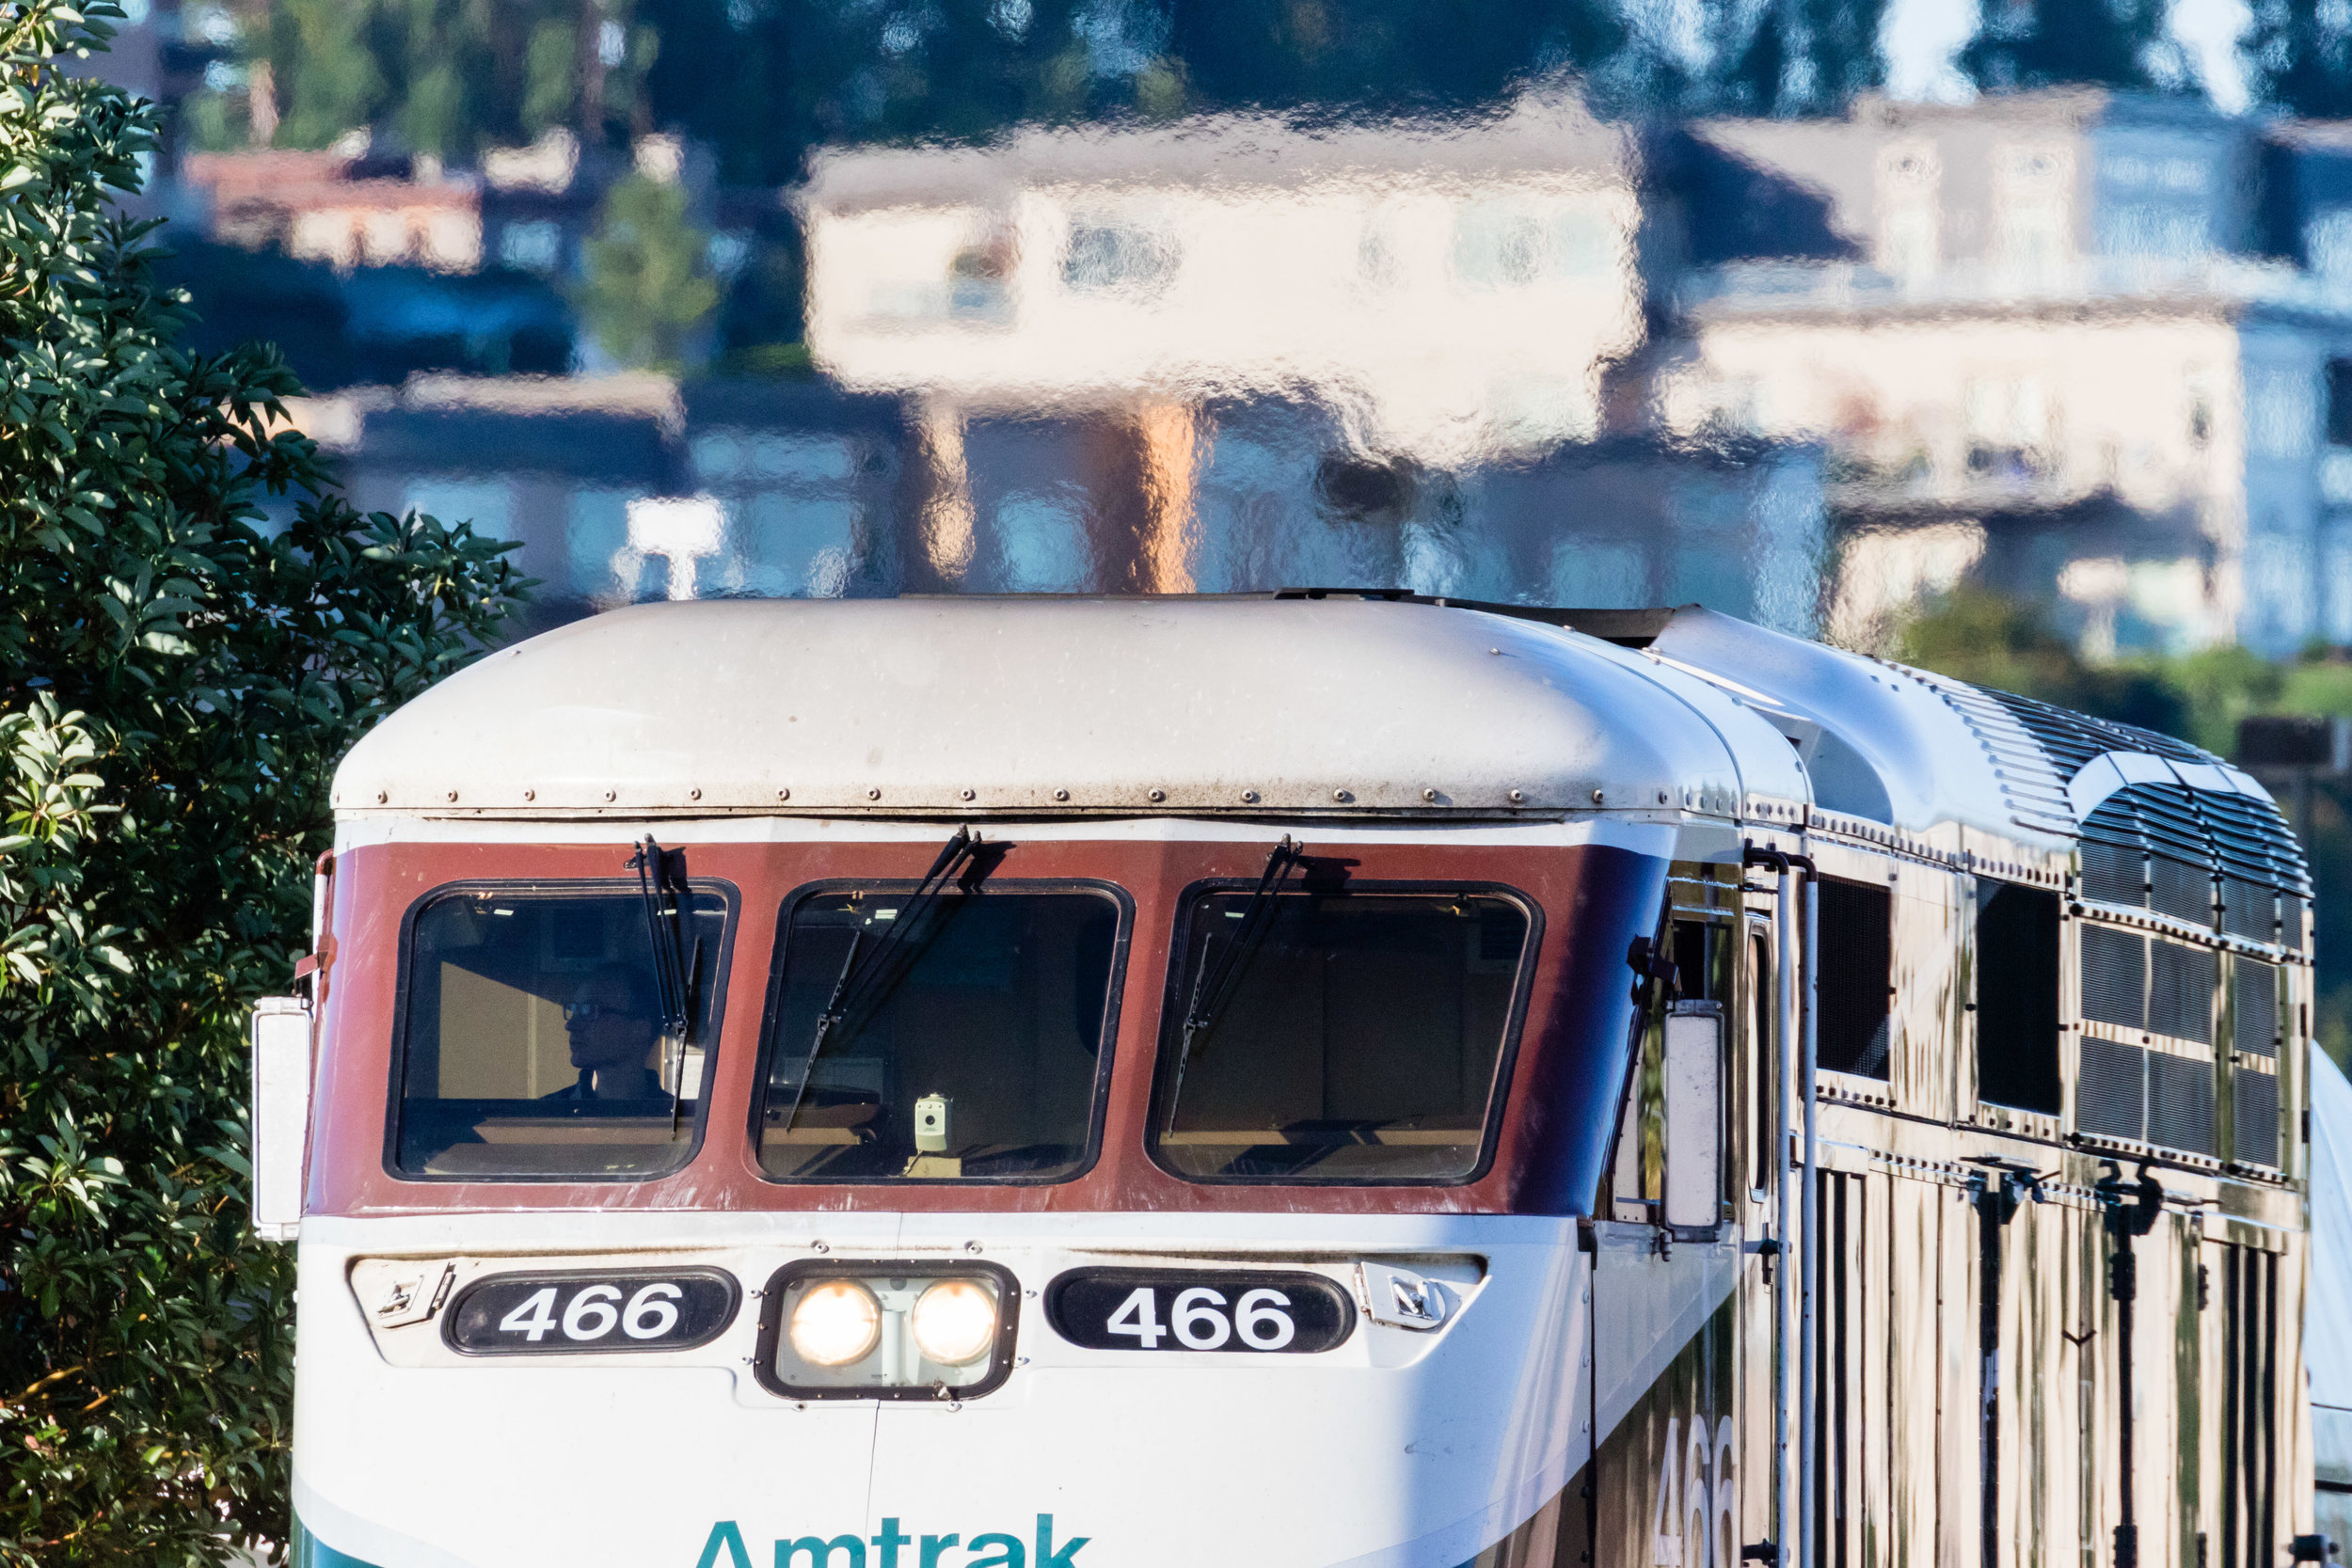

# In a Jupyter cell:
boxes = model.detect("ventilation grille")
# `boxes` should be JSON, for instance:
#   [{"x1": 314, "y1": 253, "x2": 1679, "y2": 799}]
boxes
[
  {"x1": 2078, "y1": 1037, "x2": 2147, "y2": 1141},
  {"x1": 2148, "y1": 1053, "x2": 2218, "y2": 1156},
  {"x1": 2083, "y1": 842, "x2": 2144, "y2": 907},
  {"x1": 2222, "y1": 878, "x2": 2275, "y2": 942},
  {"x1": 1895, "y1": 667, "x2": 2079, "y2": 839},
  {"x1": 2150, "y1": 856, "x2": 2215, "y2": 926},
  {"x1": 2234, "y1": 1069, "x2": 2280, "y2": 1168},
  {"x1": 2081, "y1": 926, "x2": 2147, "y2": 1031},
  {"x1": 2285, "y1": 895, "x2": 2308, "y2": 949},
  {"x1": 1977, "y1": 686, "x2": 2310, "y2": 933},
  {"x1": 2151, "y1": 941, "x2": 2217, "y2": 1044},
  {"x1": 2235, "y1": 960, "x2": 2279, "y2": 1059},
  {"x1": 1979, "y1": 688, "x2": 2208, "y2": 773}
]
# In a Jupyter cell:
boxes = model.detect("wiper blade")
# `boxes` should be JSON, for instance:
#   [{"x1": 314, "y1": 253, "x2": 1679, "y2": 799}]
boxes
[
  {"x1": 778, "y1": 825, "x2": 983, "y2": 1133},
  {"x1": 628, "y1": 835, "x2": 703, "y2": 1130},
  {"x1": 1166, "y1": 835, "x2": 1301, "y2": 1117}
]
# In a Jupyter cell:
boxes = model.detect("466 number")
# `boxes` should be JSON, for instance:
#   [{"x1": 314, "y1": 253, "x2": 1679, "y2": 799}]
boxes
[
  {"x1": 444, "y1": 1269, "x2": 739, "y2": 1355},
  {"x1": 1045, "y1": 1267, "x2": 1357, "y2": 1354},
  {"x1": 499, "y1": 1282, "x2": 684, "y2": 1343},
  {"x1": 1104, "y1": 1285, "x2": 1297, "y2": 1350}
]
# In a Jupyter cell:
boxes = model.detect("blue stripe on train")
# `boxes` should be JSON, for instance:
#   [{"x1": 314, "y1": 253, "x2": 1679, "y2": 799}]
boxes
[{"x1": 294, "y1": 1513, "x2": 383, "y2": 1568}]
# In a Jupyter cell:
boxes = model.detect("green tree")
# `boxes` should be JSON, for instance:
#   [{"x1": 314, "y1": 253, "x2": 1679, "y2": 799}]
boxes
[
  {"x1": 1711, "y1": 0, "x2": 1889, "y2": 116},
  {"x1": 1894, "y1": 588, "x2": 2190, "y2": 736},
  {"x1": 264, "y1": 0, "x2": 658, "y2": 162},
  {"x1": 0, "y1": 7, "x2": 528, "y2": 1560},
  {"x1": 2243, "y1": 0, "x2": 2352, "y2": 117},
  {"x1": 1957, "y1": 0, "x2": 2181, "y2": 91},
  {"x1": 573, "y1": 171, "x2": 720, "y2": 371}
]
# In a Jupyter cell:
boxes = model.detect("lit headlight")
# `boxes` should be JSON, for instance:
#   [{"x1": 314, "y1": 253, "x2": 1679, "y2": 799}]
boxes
[
  {"x1": 910, "y1": 1277, "x2": 998, "y2": 1365},
  {"x1": 788, "y1": 1279, "x2": 882, "y2": 1367},
  {"x1": 758, "y1": 1261, "x2": 1019, "y2": 1401}
]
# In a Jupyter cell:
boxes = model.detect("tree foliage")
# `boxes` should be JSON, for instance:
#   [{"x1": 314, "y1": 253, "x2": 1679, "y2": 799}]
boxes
[
  {"x1": 0, "y1": 7, "x2": 529, "y2": 1560},
  {"x1": 573, "y1": 171, "x2": 719, "y2": 372},
  {"x1": 2243, "y1": 0, "x2": 2352, "y2": 118},
  {"x1": 1957, "y1": 0, "x2": 2184, "y2": 93},
  {"x1": 262, "y1": 0, "x2": 661, "y2": 162}
]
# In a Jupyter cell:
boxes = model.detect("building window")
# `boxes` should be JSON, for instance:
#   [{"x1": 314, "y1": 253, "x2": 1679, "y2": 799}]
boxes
[
  {"x1": 2326, "y1": 360, "x2": 2352, "y2": 449},
  {"x1": 1062, "y1": 220, "x2": 1178, "y2": 297},
  {"x1": 499, "y1": 218, "x2": 563, "y2": 274}
]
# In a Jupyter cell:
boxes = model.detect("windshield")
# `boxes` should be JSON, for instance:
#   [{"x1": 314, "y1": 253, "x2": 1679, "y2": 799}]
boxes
[
  {"x1": 1150, "y1": 887, "x2": 1532, "y2": 1181},
  {"x1": 755, "y1": 885, "x2": 1124, "y2": 1181},
  {"x1": 391, "y1": 884, "x2": 729, "y2": 1179}
]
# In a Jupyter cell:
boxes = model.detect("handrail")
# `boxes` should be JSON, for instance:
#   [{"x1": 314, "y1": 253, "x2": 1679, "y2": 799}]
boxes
[{"x1": 1744, "y1": 843, "x2": 1815, "y2": 1568}]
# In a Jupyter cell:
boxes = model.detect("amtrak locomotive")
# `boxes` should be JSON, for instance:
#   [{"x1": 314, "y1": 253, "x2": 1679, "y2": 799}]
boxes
[{"x1": 254, "y1": 593, "x2": 2317, "y2": 1568}]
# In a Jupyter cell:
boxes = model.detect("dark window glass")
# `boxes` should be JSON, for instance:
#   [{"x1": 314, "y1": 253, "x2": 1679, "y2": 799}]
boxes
[
  {"x1": 1817, "y1": 878, "x2": 1891, "y2": 1079},
  {"x1": 756, "y1": 888, "x2": 1121, "y2": 1182},
  {"x1": 393, "y1": 885, "x2": 728, "y2": 1179},
  {"x1": 2328, "y1": 358, "x2": 2352, "y2": 448},
  {"x1": 1750, "y1": 930, "x2": 1773, "y2": 1193},
  {"x1": 1150, "y1": 889, "x2": 1531, "y2": 1182},
  {"x1": 1671, "y1": 917, "x2": 1730, "y2": 1002},
  {"x1": 1976, "y1": 881, "x2": 2061, "y2": 1114}
]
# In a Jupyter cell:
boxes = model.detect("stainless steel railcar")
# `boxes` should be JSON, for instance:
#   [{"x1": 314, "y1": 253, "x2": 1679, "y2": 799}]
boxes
[{"x1": 252, "y1": 593, "x2": 2318, "y2": 1568}]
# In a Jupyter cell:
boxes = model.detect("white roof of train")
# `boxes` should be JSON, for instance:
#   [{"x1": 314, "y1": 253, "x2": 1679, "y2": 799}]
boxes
[{"x1": 328, "y1": 595, "x2": 2274, "y2": 860}]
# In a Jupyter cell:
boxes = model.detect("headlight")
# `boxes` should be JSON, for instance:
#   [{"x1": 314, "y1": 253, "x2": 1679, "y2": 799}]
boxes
[
  {"x1": 910, "y1": 1277, "x2": 998, "y2": 1365},
  {"x1": 788, "y1": 1279, "x2": 881, "y2": 1367}
]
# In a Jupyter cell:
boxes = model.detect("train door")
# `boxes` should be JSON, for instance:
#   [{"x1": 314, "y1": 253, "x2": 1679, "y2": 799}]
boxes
[{"x1": 1587, "y1": 886, "x2": 1764, "y2": 1568}]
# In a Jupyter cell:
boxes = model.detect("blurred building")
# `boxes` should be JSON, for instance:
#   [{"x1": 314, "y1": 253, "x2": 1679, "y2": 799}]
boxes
[
  {"x1": 294, "y1": 374, "x2": 904, "y2": 627},
  {"x1": 1650, "y1": 90, "x2": 2352, "y2": 657},
  {"x1": 794, "y1": 98, "x2": 1823, "y2": 616},
  {"x1": 119, "y1": 59, "x2": 2352, "y2": 650}
]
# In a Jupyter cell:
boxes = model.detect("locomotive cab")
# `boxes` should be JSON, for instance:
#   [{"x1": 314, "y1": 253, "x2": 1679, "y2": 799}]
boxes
[{"x1": 259, "y1": 594, "x2": 2316, "y2": 1568}]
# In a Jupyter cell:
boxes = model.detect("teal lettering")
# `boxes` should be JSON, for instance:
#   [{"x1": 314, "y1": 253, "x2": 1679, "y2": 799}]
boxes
[
  {"x1": 873, "y1": 1519, "x2": 911, "y2": 1568},
  {"x1": 780, "y1": 1537, "x2": 868, "y2": 1568},
  {"x1": 966, "y1": 1534, "x2": 1025, "y2": 1568},
  {"x1": 1035, "y1": 1515, "x2": 1088, "y2": 1568},
  {"x1": 920, "y1": 1535, "x2": 961, "y2": 1568},
  {"x1": 697, "y1": 1523, "x2": 755, "y2": 1568}
]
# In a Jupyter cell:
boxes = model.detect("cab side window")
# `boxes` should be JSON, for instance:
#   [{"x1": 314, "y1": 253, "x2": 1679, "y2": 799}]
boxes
[
  {"x1": 1817, "y1": 878, "x2": 1892, "y2": 1079},
  {"x1": 1976, "y1": 879, "x2": 2061, "y2": 1114}
]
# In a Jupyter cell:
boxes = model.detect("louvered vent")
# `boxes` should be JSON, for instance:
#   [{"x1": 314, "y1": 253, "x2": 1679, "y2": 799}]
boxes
[
  {"x1": 2235, "y1": 959, "x2": 2279, "y2": 1059},
  {"x1": 1977, "y1": 688, "x2": 2309, "y2": 944},
  {"x1": 2078, "y1": 1037, "x2": 2147, "y2": 1140},
  {"x1": 2147, "y1": 1053, "x2": 2218, "y2": 1156},
  {"x1": 2150, "y1": 941, "x2": 2216, "y2": 1044},
  {"x1": 2081, "y1": 926, "x2": 2147, "y2": 1030},
  {"x1": 2234, "y1": 1069, "x2": 2280, "y2": 1167}
]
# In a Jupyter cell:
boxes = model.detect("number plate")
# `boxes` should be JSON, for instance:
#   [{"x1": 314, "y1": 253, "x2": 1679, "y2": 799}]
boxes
[
  {"x1": 444, "y1": 1268, "x2": 739, "y2": 1354},
  {"x1": 1045, "y1": 1268, "x2": 1355, "y2": 1354}
]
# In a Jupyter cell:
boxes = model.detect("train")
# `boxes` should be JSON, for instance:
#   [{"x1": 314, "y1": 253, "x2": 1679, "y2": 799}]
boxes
[{"x1": 252, "y1": 591, "x2": 2319, "y2": 1568}]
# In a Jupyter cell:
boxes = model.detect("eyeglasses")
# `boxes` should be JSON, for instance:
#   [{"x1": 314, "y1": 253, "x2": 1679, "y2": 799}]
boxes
[{"x1": 564, "y1": 1001, "x2": 618, "y2": 1023}]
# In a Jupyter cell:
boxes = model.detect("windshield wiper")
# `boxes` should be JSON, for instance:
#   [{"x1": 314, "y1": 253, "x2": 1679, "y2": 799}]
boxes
[
  {"x1": 777, "y1": 825, "x2": 983, "y2": 1133},
  {"x1": 1165, "y1": 835, "x2": 1301, "y2": 1119},
  {"x1": 628, "y1": 835, "x2": 703, "y2": 1129}
]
